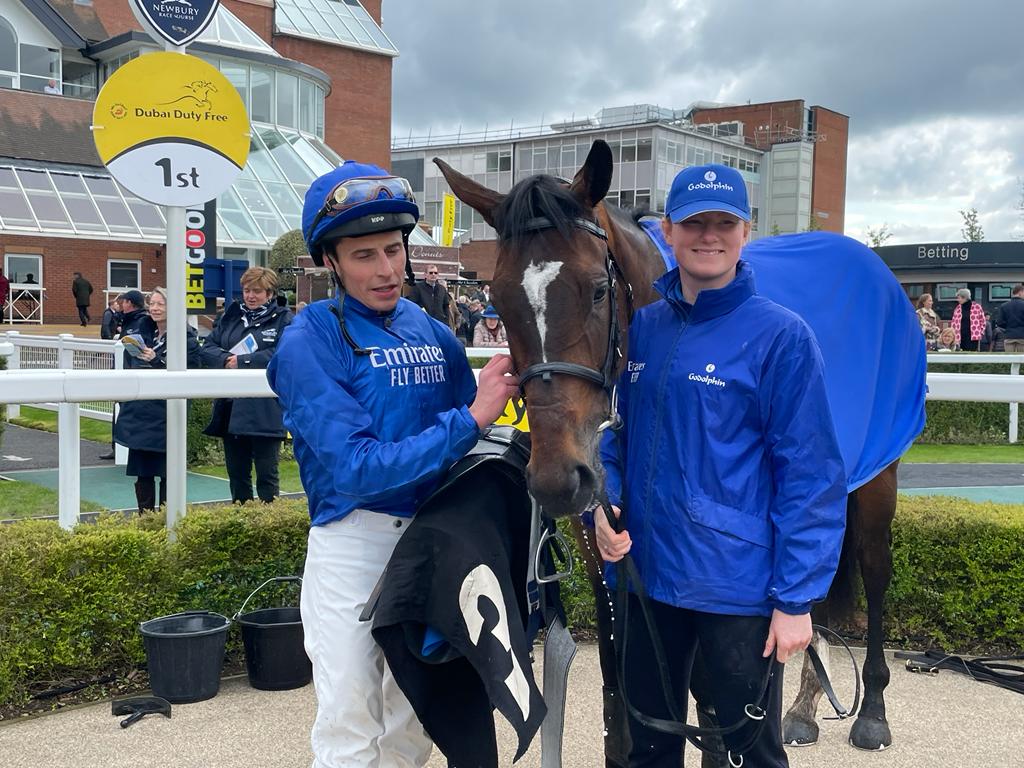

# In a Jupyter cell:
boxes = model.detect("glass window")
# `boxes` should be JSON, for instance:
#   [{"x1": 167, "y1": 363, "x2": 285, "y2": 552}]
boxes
[
  {"x1": 222, "y1": 63, "x2": 248, "y2": 110},
  {"x1": 20, "y1": 44, "x2": 58, "y2": 78},
  {"x1": 637, "y1": 138, "x2": 652, "y2": 162},
  {"x1": 276, "y1": 72, "x2": 298, "y2": 128},
  {"x1": 258, "y1": 127, "x2": 314, "y2": 183},
  {"x1": 95, "y1": 199, "x2": 138, "y2": 232},
  {"x1": 299, "y1": 79, "x2": 315, "y2": 133},
  {"x1": 519, "y1": 148, "x2": 532, "y2": 172},
  {"x1": 0, "y1": 189, "x2": 35, "y2": 226},
  {"x1": 284, "y1": 131, "x2": 334, "y2": 176},
  {"x1": 499, "y1": 151, "x2": 511, "y2": 173},
  {"x1": 251, "y1": 67, "x2": 273, "y2": 123},
  {"x1": 0, "y1": 19, "x2": 16, "y2": 73},
  {"x1": 62, "y1": 196, "x2": 105, "y2": 230},
  {"x1": 16, "y1": 169, "x2": 53, "y2": 191},
  {"x1": 62, "y1": 59, "x2": 96, "y2": 99},
  {"x1": 990, "y1": 284, "x2": 1014, "y2": 301},
  {"x1": 128, "y1": 201, "x2": 165, "y2": 231},
  {"x1": 315, "y1": 87, "x2": 325, "y2": 137},
  {"x1": 392, "y1": 158, "x2": 424, "y2": 191},
  {"x1": 5, "y1": 253, "x2": 42, "y2": 285},
  {"x1": 84, "y1": 176, "x2": 119, "y2": 197},
  {"x1": 108, "y1": 260, "x2": 141, "y2": 289},
  {"x1": 622, "y1": 142, "x2": 637, "y2": 163},
  {"x1": 486, "y1": 152, "x2": 499, "y2": 173},
  {"x1": 217, "y1": 187, "x2": 264, "y2": 243},
  {"x1": 25, "y1": 192, "x2": 70, "y2": 228},
  {"x1": 936, "y1": 283, "x2": 966, "y2": 302},
  {"x1": 50, "y1": 173, "x2": 87, "y2": 194}
]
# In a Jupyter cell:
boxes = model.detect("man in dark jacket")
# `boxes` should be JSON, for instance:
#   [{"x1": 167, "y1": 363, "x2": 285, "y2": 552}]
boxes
[
  {"x1": 72, "y1": 272, "x2": 93, "y2": 327},
  {"x1": 100, "y1": 297, "x2": 121, "y2": 340},
  {"x1": 199, "y1": 266, "x2": 293, "y2": 503},
  {"x1": 408, "y1": 265, "x2": 450, "y2": 323},
  {"x1": 995, "y1": 283, "x2": 1024, "y2": 353}
]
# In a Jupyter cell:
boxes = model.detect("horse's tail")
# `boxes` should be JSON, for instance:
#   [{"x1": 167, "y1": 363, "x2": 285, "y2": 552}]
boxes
[{"x1": 827, "y1": 491, "x2": 860, "y2": 623}]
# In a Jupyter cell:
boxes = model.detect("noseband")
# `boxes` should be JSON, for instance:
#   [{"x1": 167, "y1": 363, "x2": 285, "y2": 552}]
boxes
[{"x1": 514, "y1": 216, "x2": 633, "y2": 432}]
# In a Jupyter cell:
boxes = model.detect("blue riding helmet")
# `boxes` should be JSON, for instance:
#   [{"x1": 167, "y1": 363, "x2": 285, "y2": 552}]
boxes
[{"x1": 302, "y1": 160, "x2": 420, "y2": 266}]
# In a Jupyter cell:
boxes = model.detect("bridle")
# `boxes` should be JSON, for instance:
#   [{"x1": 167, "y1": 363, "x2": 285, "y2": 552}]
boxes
[{"x1": 513, "y1": 215, "x2": 633, "y2": 433}]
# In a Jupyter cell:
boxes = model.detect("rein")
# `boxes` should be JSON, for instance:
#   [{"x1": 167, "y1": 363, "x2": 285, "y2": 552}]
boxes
[{"x1": 597, "y1": 493, "x2": 861, "y2": 765}]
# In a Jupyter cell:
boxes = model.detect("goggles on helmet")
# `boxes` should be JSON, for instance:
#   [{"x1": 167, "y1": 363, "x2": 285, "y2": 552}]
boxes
[{"x1": 306, "y1": 176, "x2": 416, "y2": 247}]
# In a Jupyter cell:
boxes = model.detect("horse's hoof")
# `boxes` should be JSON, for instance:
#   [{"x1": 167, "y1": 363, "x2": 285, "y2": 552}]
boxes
[
  {"x1": 849, "y1": 715, "x2": 892, "y2": 751},
  {"x1": 782, "y1": 714, "x2": 819, "y2": 747}
]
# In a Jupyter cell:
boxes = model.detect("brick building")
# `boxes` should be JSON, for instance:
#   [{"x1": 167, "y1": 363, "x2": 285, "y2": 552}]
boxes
[
  {"x1": 392, "y1": 100, "x2": 850, "y2": 282},
  {"x1": 0, "y1": 0, "x2": 433, "y2": 323}
]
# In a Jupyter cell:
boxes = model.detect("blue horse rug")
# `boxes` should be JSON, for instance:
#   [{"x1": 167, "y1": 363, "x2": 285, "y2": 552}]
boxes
[{"x1": 641, "y1": 225, "x2": 927, "y2": 492}]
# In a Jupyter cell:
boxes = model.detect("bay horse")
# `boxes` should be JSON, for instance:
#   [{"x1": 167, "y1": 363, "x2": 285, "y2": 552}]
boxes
[{"x1": 437, "y1": 140, "x2": 900, "y2": 766}]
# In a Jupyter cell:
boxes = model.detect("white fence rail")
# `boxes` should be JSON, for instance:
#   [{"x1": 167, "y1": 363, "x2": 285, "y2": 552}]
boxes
[
  {"x1": 1, "y1": 355, "x2": 1023, "y2": 530},
  {"x1": 0, "y1": 332, "x2": 121, "y2": 421}
]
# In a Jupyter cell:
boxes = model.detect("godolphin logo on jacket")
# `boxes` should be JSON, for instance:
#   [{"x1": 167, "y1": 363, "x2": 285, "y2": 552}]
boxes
[
  {"x1": 689, "y1": 362, "x2": 726, "y2": 388},
  {"x1": 366, "y1": 342, "x2": 448, "y2": 387}
]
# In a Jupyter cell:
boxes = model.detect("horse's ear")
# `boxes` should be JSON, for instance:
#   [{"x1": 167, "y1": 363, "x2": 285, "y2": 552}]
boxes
[
  {"x1": 433, "y1": 158, "x2": 503, "y2": 228},
  {"x1": 570, "y1": 140, "x2": 613, "y2": 209}
]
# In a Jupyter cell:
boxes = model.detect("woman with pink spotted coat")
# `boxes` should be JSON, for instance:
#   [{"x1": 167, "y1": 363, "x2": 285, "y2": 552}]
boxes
[{"x1": 951, "y1": 287, "x2": 986, "y2": 351}]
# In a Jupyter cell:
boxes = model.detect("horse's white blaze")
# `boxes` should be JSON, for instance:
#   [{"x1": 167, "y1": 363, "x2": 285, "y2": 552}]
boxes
[{"x1": 522, "y1": 261, "x2": 563, "y2": 363}]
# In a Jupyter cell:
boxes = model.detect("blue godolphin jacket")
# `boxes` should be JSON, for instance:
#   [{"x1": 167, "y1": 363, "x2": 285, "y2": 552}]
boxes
[
  {"x1": 267, "y1": 294, "x2": 479, "y2": 526},
  {"x1": 599, "y1": 261, "x2": 848, "y2": 616}
]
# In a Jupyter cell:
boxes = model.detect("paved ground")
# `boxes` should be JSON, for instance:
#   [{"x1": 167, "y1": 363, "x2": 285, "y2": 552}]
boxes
[
  {"x1": 0, "y1": 644, "x2": 1020, "y2": 768},
  {"x1": 897, "y1": 462, "x2": 1024, "y2": 488},
  {"x1": 0, "y1": 423, "x2": 110, "y2": 471}
]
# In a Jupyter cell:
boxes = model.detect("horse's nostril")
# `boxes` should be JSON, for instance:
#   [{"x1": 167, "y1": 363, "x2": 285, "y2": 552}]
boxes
[{"x1": 575, "y1": 463, "x2": 596, "y2": 499}]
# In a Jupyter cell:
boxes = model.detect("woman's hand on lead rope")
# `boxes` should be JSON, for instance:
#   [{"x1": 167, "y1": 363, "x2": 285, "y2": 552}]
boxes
[
  {"x1": 594, "y1": 504, "x2": 631, "y2": 562},
  {"x1": 763, "y1": 609, "x2": 813, "y2": 663},
  {"x1": 469, "y1": 354, "x2": 520, "y2": 430}
]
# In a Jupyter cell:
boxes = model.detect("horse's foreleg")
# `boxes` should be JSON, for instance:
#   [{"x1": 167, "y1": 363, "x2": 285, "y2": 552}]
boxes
[
  {"x1": 781, "y1": 629, "x2": 829, "y2": 746},
  {"x1": 848, "y1": 472, "x2": 896, "y2": 751},
  {"x1": 569, "y1": 517, "x2": 630, "y2": 767}
]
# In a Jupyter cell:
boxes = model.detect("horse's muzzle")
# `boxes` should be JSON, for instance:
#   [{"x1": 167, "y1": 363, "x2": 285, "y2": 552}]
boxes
[{"x1": 527, "y1": 460, "x2": 596, "y2": 518}]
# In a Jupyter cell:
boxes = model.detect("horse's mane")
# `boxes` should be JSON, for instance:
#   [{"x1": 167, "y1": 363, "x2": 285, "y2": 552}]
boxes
[{"x1": 493, "y1": 175, "x2": 585, "y2": 250}]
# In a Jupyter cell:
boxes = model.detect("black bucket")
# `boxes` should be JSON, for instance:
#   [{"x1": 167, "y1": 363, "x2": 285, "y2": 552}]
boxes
[
  {"x1": 139, "y1": 611, "x2": 230, "y2": 704},
  {"x1": 234, "y1": 577, "x2": 311, "y2": 691}
]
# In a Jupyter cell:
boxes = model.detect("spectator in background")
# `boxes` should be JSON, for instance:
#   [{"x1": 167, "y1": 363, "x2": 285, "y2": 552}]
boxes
[
  {"x1": 981, "y1": 312, "x2": 996, "y2": 352},
  {"x1": 465, "y1": 299, "x2": 484, "y2": 343},
  {"x1": 937, "y1": 327, "x2": 956, "y2": 351},
  {"x1": 0, "y1": 267, "x2": 9, "y2": 310},
  {"x1": 472, "y1": 305, "x2": 508, "y2": 348},
  {"x1": 113, "y1": 288, "x2": 201, "y2": 513},
  {"x1": 408, "y1": 265, "x2": 450, "y2": 323},
  {"x1": 100, "y1": 297, "x2": 120, "y2": 340},
  {"x1": 951, "y1": 287, "x2": 986, "y2": 352},
  {"x1": 200, "y1": 266, "x2": 293, "y2": 504},
  {"x1": 72, "y1": 272, "x2": 94, "y2": 327},
  {"x1": 994, "y1": 283, "x2": 1024, "y2": 353},
  {"x1": 915, "y1": 293, "x2": 941, "y2": 350},
  {"x1": 43, "y1": 79, "x2": 60, "y2": 94},
  {"x1": 24, "y1": 273, "x2": 37, "y2": 284}
]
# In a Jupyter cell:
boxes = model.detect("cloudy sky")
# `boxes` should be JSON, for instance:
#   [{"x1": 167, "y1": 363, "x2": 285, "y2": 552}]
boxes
[{"x1": 382, "y1": 0, "x2": 1024, "y2": 245}]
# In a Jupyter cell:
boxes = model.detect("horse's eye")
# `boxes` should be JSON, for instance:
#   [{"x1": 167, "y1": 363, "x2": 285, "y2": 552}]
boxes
[{"x1": 593, "y1": 286, "x2": 608, "y2": 303}]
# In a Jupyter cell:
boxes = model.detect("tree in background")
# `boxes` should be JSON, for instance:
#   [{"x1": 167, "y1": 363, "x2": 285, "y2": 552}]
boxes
[
  {"x1": 960, "y1": 208, "x2": 985, "y2": 242},
  {"x1": 867, "y1": 224, "x2": 893, "y2": 248},
  {"x1": 269, "y1": 229, "x2": 305, "y2": 298},
  {"x1": 802, "y1": 214, "x2": 823, "y2": 232},
  {"x1": 770, "y1": 222, "x2": 781, "y2": 236}
]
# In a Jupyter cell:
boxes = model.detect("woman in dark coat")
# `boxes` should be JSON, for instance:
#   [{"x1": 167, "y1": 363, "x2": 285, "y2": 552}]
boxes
[
  {"x1": 200, "y1": 267, "x2": 293, "y2": 503},
  {"x1": 113, "y1": 287, "x2": 201, "y2": 513}
]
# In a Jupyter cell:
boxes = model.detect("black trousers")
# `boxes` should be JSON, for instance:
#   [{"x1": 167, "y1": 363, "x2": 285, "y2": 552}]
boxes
[
  {"x1": 618, "y1": 594, "x2": 788, "y2": 768},
  {"x1": 223, "y1": 435, "x2": 281, "y2": 503},
  {"x1": 77, "y1": 305, "x2": 90, "y2": 325},
  {"x1": 134, "y1": 477, "x2": 166, "y2": 514}
]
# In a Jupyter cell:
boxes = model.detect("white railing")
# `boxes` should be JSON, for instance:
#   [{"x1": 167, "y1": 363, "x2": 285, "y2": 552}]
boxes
[
  {"x1": 1, "y1": 362, "x2": 1023, "y2": 530},
  {"x1": 927, "y1": 353, "x2": 1023, "y2": 445},
  {"x1": 0, "y1": 332, "x2": 121, "y2": 421}
]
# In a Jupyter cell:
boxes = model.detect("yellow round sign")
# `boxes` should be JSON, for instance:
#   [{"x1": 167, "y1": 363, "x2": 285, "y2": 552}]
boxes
[{"x1": 92, "y1": 51, "x2": 249, "y2": 207}]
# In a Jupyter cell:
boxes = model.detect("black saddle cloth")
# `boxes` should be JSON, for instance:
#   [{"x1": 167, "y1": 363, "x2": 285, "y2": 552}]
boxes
[{"x1": 371, "y1": 427, "x2": 547, "y2": 766}]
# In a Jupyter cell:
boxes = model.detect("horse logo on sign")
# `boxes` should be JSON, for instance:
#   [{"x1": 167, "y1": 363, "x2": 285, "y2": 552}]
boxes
[{"x1": 132, "y1": 0, "x2": 219, "y2": 47}]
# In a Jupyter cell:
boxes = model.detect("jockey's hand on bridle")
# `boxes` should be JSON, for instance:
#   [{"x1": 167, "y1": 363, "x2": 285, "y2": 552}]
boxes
[
  {"x1": 469, "y1": 354, "x2": 520, "y2": 430},
  {"x1": 594, "y1": 504, "x2": 631, "y2": 562}
]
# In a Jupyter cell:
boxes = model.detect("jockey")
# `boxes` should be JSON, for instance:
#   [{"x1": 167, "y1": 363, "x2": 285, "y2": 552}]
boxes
[
  {"x1": 267, "y1": 160, "x2": 519, "y2": 768},
  {"x1": 596, "y1": 164, "x2": 848, "y2": 768}
]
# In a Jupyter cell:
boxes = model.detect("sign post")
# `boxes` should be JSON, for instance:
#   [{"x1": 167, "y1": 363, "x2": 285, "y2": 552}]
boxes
[{"x1": 92, "y1": 48, "x2": 248, "y2": 535}]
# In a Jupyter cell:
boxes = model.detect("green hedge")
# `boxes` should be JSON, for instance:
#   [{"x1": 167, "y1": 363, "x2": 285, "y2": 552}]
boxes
[
  {"x1": 186, "y1": 399, "x2": 221, "y2": 466},
  {"x1": 2, "y1": 496, "x2": 1022, "y2": 710},
  {"x1": 0, "y1": 501, "x2": 309, "y2": 709},
  {"x1": 922, "y1": 361, "x2": 1021, "y2": 443}
]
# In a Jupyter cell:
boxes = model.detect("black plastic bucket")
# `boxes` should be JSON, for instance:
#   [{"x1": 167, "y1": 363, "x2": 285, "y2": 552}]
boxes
[
  {"x1": 234, "y1": 577, "x2": 311, "y2": 691},
  {"x1": 139, "y1": 611, "x2": 230, "y2": 703}
]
